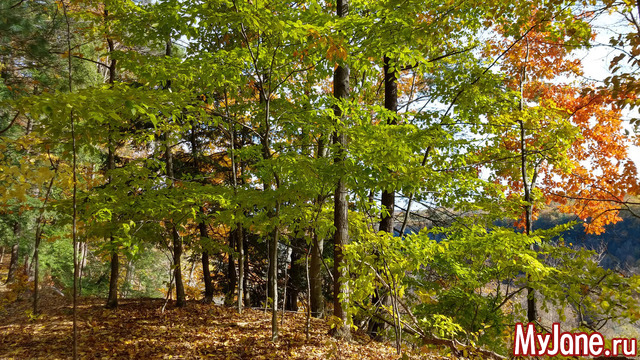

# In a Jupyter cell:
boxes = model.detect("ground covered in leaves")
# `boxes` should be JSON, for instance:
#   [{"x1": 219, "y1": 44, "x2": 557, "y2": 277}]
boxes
[{"x1": 0, "y1": 260, "x2": 443, "y2": 359}]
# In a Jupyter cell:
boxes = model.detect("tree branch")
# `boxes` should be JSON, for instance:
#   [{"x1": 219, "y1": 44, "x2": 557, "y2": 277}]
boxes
[{"x1": 0, "y1": 112, "x2": 20, "y2": 135}]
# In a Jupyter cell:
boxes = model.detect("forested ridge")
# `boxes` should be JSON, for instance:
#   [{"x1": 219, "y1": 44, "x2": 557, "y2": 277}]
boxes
[{"x1": 3, "y1": 0, "x2": 640, "y2": 358}]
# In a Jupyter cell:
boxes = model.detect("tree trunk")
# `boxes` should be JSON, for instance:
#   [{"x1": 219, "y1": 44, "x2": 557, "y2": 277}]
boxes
[
  {"x1": 33, "y1": 174, "x2": 57, "y2": 315},
  {"x1": 105, "y1": 17, "x2": 119, "y2": 309},
  {"x1": 191, "y1": 113, "x2": 215, "y2": 304},
  {"x1": 6, "y1": 222, "x2": 21, "y2": 284},
  {"x1": 310, "y1": 231, "x2": 324, "y2": 318},
  {"x1": 518, "y1": 50, "x2": 537, "y2": 324},
  {"x1": 105, "y1": 153, "x2": 118, "y2": 307},
  {"x1": 237, "y1": 225, "x2": 244, "y2": 313},
  {"x1": 310, "y1": 137, "x2": 326, "y2": 318},
  {"x1": 305, "y1": 245, "x2": 312, "y2": 339},
  {"x1": 200, "y1": 223, "x2": 214, "y2": 303},
  {"x1": 172, "y1": 225, "x2": 185, "y2": 307},
  {"x1": 286, "y1": 240, "x2": 304, "y2": 312},
  {"x1": 161, "y1": 39, "x2": 185, "y2": 308},
  {"x1": 256, "y1": 79, "x2": 279, "y2": 340},
  {"x1": 78, "y1": 242, "x2": 88, "y2": 297},
  {"x1": 122, "y1": 258, "x2": 135, "y2": 298},
  {"x1": 226, "y1": 230, "x2": 237, "y2": 304},
  {"x1": 379, "y1": 54, "x2": 397, "y2": 235},
  {"x1": 369, "y1": 55, "x2": 398, "y2": 340},
  {"x1": 24, "y1": 253, "x2": 30, "y2": 276},
  {"x1": 267, "y1": 234, "x2": 274, "y2": 303},
  {"x1": 270, "y1": 205, "x2": 280, "y2": 341},
  {"x1": 331, "y1": 0, "x2": 351, "y2": 340},
  {"x1": 243, "y1": 231, "x2": 250, "y2": 306},
  {"x1": 106, "y1": 245, "x2": 119, "y2": 308},
  {"x1": 33, "y1": 226, "x2": 43, "y2": 314},
  {"x1": 332, "y1": 143, "x2": 350, "y2": 339},
  {"x1": 6, "y1": 242, "x2": 19, "y2": 284}
]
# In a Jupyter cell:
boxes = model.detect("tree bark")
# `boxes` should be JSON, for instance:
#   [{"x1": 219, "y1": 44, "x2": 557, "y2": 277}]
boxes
[
  {"x1": 190, "y1": 115, "x2": 215, "y2": 304},
  {"x1": 228, "y1": 115, "x2": 244, "y2": 313},
  {"x1": 6, "y1": 222, "x2": 21, "y2": 284},
  {"x1": 243, "y1": 231, "x2": 250, "y2": 306},
  {"x1": 226, "y1": 230, "x2": 237, "y2": 304},
  {"x1": 78, "y1": 242, "x2": 88, "y2": 296},
  {"x1": 379, "y1": 54, "x2": 397, "y2": 235},
  {"x1": 106, "y1": 247, "x2": 119, "y2": 308},
  {"x1": 310, "y1": 231, "x2": 324, "y2": 318},
  {"x1": 518, "y1": 44, "x2": 537, "y2": 323},
  {"x1": 105, "y1": 145, "x2": 119, "y2": 309},
  {"x1": 310, "y1": 138, "x2": 326, "y2": 318},
  {"x1": 172, "y1": 225, "x2": 185, "y2": 307},
  {"x1": 285, "y1": 240, "x2": 304, "y2": 311},
  {"x1": 161, "y1": 40, "x2": 185, "y2": 308},
  {"x1": 369, "y1": 55, "x2": 398, "y2": 340},
  {"x1": 122, "y1": 258, "x2": 135, "y2": 298},
  {"x1": 105, "y1": 27, "x2": 119, "y2": 309},
  {"x1": 332, "y1": 0, "x2": 350, "y2": 340},
  {"x1": 236, "y1": 225, "x2": 244, "y2": 313},
  {"x1": 33, "y1": 174, "x2": 56, "y2": 315},
  {"x1": 200, "y1": 223, "x2": 214, "y2": 303},
  {"x1": 270, "y1": 203, "x2": 280, "y2": 341},
  {"x1": 24, "y1": 253, "x2": 30, "y2": 277},
  {"x1": 6, "y1": 242, "x2": 19, "y2": 284}
]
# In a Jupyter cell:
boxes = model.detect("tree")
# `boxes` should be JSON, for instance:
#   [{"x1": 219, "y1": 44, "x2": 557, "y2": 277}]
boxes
[
  {"x1": 478, "y1": 18, "x2": 638, "y2": 321},
  {"x1": 330, "y1": 0, "x2": 351, "y2": 341}
]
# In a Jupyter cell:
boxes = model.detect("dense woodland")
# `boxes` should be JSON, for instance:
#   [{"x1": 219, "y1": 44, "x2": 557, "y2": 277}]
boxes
[{"x1": 3, "y1": 0, "x2": 640, "y2": 358}]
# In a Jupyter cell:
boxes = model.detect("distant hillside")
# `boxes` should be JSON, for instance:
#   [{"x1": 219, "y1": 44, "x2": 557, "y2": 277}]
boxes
[
  {"x1": 534, "y1": 210, "x2": 640, "y2": 271},
  {"x1": 398, "y1": 207, "x2": 640, "y2": 272}
]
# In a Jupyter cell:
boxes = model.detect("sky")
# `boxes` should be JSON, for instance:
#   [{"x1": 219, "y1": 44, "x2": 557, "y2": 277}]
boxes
[{"x1": 579, "y1": 10, "x2": 640, "y2": 166}]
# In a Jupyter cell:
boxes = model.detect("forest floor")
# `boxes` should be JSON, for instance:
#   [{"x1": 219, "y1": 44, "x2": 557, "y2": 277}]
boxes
[{"x1": 0, "y1": 258, "x2": 443, "y2": 359}]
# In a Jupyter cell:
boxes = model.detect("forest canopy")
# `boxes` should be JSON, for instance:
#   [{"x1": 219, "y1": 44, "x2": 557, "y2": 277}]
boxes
[{"x1": 2, "y1": 0, "x2": 640, "y2": 358}]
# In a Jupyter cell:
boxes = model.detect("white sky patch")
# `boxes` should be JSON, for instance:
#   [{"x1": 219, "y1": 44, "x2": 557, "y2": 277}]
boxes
[{"x1": 579, "y1": 10, "x2": 640, "y2": 166}]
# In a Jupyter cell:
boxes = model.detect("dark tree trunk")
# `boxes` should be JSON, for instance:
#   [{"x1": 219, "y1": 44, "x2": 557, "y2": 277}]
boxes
[
  {"x1": 105, "y1": 139, "x2": 118, "y2": 308},
  {"x1": 105, "y1": 21, "x2": 119, "y2": 310},
  {"x1": 369, "y1": 55, "x2": 398, "y2": 340},
  {"x1": 106, "y1": 244, "x2": 119, "y2": 309},
  {"x1": 379, "y1": 54, "x2": 397, "y2": 235},
  {"x1": 172, "y1": 225, "x2": 185, "y2": 307},
  {"x1": 24, "y1": 253, "x2": 30, "y2": 276},
  {"x1": 285, "y1": 240, "x2": 304, "y2": 312},
  {"x1": 270, "y1": 209, "x2": 280, "y2": 341},
  {"x1": 6, "y1": 222, "x2": 22, "y2": 284},
  {"x1": 243, "y1": 231, "x2": 250, "y2": 306},
  {"x1": 161, "y1": 40, "x2": 184, "y2": 308},
  {"x1": 33, "y1": 174, "x2": 57, "y2": 314},
  {"x1": 310, "y1": 231, "x2": 324, "y2": 318},
  {"x1": 518, "y1": 61, "x2": 537, "y2": 323},
  {"x1": 310, "y1": 138, "x2": 326, "y2": 318},
  {"x1": 33, "y1": 221, "x2": 43, "y2": 313},
  {"x1": 6, "y1": 242, "x2": 19, "y2": 284},
  {"x1": 236, "y1": 225, "x2": 244, "y2": 313},
  {"x1": 200, "y1": 223, "x2": 214, "y2": 303},
  {"x1": 332, "y1": 139, "x2": 349, "y2": 339},
  {"x1": 191, "y1": 114, "x2": 215, "y2": 305},
  {"x1": 256, "y1": 76, "x2": 279, "y2": 340},
  {"x1": 332, "y1": 0, "x2": 350, "y2": 339}
]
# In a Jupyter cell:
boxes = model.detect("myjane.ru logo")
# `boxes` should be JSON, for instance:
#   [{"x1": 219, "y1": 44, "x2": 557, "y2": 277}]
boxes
[{"x1": 513, "y1": 323, "x2": 636, "y2": 357}]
